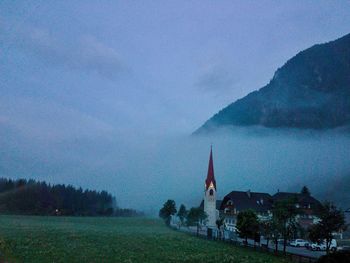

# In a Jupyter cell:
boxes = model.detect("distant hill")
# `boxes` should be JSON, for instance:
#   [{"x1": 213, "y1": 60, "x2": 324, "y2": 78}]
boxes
[{"x1": 195, "y1": 33, "x2": 350, "y2": 134}]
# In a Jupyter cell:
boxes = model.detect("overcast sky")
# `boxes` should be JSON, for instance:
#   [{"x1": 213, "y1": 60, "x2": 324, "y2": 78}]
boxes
[{"x1": 1, "y1": 1, "x2": 350, "y2": 211}]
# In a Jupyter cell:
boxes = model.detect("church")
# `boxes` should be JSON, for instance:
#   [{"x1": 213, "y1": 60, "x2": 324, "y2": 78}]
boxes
[
  {"x1": 202, "y1": 146, "x2": 220, "y2": 227},
  {"x1": 200, "y1": 147, "x2": 321, "y2": 232}
]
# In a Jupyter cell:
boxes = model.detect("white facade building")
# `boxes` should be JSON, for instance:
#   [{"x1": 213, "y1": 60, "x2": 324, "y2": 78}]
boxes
[{"x1": 203, "y1": 147, "x2": 219, "y2": 227}]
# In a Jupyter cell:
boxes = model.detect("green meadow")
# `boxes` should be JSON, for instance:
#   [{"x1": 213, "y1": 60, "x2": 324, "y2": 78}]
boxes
[{"x1": 0, "y1": 215, "x2": 290, "y2": 263}]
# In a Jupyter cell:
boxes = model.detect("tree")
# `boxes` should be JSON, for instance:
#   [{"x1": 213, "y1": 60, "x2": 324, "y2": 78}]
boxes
[
  {"x1": 186, "y1": 207, "x2": 207, "y2": 235},
  {"x1": 216, "y1": 216, "x2": 225, "y2": 240},
  {"x1": 270, "y1": 218, "x2": 282, "y2": 253},
  {"x1": 272, "y1": 197, "x2": 300, "y2": 254},
  {"x1": 308, "y1": 201, "x2": 347, "y2": 254},
  {"x1": 236, "y1": 209, "x2": 259, "y2": 245},
  {"x1": 260, "y1": 219, "x2": 273, "y2": 248},
  {"x1": 0, "y1": 178, "x2": 116, "y2": 216},
  {"x1": 301, "y1": 186, "x2": 310, "y2": 196},
  {"x1": 308, "y1": 223, "x2": 323, "y2": 243},
  {"x1": 177, "y1": 204, "x2": 188, "y2": 228},
  {"x1": 159, "y1": 200, "x2": 177, "y2": 226}
]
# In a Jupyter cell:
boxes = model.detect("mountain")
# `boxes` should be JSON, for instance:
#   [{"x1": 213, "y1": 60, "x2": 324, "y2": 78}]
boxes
[{"x1": 195, "y1": 33, "x2": 350, "y2": 134}]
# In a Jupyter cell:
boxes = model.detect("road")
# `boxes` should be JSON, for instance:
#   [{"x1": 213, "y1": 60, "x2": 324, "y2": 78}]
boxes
[
  {"x1": 243, "y1": 238, "x2": 326, "y2": 259},
  {"x1": 173, "y1": 225, "x2": 326, "y2": 259}
]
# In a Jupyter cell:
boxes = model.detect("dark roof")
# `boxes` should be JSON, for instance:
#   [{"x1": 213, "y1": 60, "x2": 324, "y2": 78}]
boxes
[
  {"x1": 199, "y1": 200, "x2": 222, "y2": 210},
  {"x1": 220, "y1": 190, "x2": 273, "y2": 213},
  {"x1": 272, "y1": 192, "x2": 321, "y2": 209}
]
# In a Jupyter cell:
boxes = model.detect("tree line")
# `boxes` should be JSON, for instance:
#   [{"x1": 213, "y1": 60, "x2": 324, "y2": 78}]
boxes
[
  {"x1": 0, "y1": 178, "x2": 143, "y2": 217},
  {"x1": 159, "y1": 200, "x2": 207, "y2": 235},
  {"x1": 236, "y1": 198, "x2": 347, "y2": 255}
]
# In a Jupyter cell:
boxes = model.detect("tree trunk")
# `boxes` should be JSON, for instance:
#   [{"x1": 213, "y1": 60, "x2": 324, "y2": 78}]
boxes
[
  {"x1": 266, "y1": 238, "x2": 270, "y2": 249},
  {"x1": 326, "y1": 239, "x2": 330, "y2": 255},
  {"x1": 275, "y1": 238, "x2": 278, "y2": 253},
  {"x1": 283, "y1": 237, "x2": 287, "y2": 255}
]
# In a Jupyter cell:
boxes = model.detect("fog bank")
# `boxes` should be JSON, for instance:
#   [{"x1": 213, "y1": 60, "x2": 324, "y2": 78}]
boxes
[{"x1": 1, "y1": 125, "x2": 349, "y2": 214}]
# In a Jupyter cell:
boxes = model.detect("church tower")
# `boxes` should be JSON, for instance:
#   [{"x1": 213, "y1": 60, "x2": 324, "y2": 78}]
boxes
[{"x1": 204, "y1": 146, "x2": 217, "y2": 227}]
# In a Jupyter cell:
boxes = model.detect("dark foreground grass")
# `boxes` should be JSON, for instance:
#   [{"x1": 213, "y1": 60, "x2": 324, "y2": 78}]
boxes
[{"x1": 0, "y1": 215, "x2": 290, "y2": 263}]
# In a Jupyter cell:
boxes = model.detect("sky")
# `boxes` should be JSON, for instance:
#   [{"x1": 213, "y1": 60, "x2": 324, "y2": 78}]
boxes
[{"x1": 1, "y1": 1, "x2": 350, "y2": 212}]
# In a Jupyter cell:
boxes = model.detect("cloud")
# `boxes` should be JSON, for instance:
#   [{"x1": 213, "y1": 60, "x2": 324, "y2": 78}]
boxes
[
  {"x1": 77, "y1": 36, "x2": 126, "y2": 78},
  {"x1": 0, "y1": 96, "x2": 114, "y2": 142},
  {"x1": 2, "y1": 24, "x2": 126, "y2": 79},
  {"x1": 195, "y1": 62, "x2": 236, "y2": 94}
]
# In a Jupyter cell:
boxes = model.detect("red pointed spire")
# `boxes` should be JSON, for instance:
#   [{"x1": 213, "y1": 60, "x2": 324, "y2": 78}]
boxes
[{"x1": 205, "y1": 146, "x2": 216, "y2": 190}]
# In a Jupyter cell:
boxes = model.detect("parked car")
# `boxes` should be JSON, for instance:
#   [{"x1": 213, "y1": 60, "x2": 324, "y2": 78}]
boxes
[
  {"x1": 310, "y1": 242, "x2": 326, "y2": 251},
  {"x1": 289, "y1": 239, "x2": 309, "y2": 247},
  {"x1": 310, "y1": 239, "x2": 337, "y2": 251}
]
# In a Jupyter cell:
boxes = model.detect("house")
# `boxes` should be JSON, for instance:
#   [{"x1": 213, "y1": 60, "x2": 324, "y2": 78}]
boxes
[
  {"x1": 345, "y1": 208, "x2": 350, "y2": 225},
  {"x1": 219, "y1": 190, "x2": 273, "y2": 231},
  {"x1": 344, "y1": 208, "x2": 350, "y2": 239},
  {"x1": 272, "y1": 191, "x2": 321, "y2": 228}
]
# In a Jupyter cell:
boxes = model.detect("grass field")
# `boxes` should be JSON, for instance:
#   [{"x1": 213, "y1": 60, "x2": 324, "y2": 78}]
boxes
[{"x1": 0, "y1": 215, "x2": 290, "y2": 263}]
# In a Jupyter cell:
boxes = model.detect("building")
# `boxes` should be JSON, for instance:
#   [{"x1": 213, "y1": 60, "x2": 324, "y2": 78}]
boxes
[
  {"x1": 344, "y1": 208, "x2": 350, "y2": 239},
  {"x1": 272, "y1": 192, "x2": 321, "y2": 228},
  {"x1": 345, "y1": 208, "x2": 350, "y2": 225},
  {"x1": 220, "y1": 190, "x2": 273, "y2": 231},
  {"x1": 202, "y1": 146, "x2": 219, "y2": 227},
  {"x1": 219, "y1": 190, "x2": 321, "y2": 231},
  {"x1": 199, "y1": 147, "x2": 321, "y2": 232}
]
